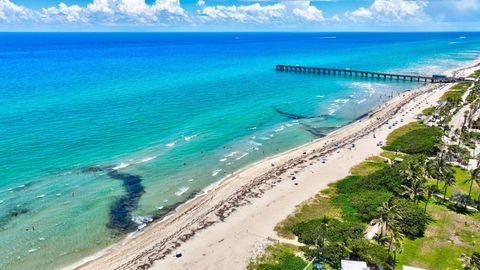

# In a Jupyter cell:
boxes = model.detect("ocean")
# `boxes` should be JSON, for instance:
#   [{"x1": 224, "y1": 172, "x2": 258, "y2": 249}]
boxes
[{"x1": 0, "y1": 32, "x2": 479, "y2": 270}]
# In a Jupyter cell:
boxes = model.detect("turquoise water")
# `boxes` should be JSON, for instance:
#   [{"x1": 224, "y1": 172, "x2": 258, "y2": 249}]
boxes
[{"x1": 0, "y1": 33, "x2": 479, "y2": 269}]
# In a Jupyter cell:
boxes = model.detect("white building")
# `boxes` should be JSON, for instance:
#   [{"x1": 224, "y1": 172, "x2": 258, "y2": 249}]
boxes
[
  {"x1": 341, "y1": 260, "x2": 369, "y2": 270},
  {"x1": 403, "y1": 266, "x2": 427, "y2": 270}
]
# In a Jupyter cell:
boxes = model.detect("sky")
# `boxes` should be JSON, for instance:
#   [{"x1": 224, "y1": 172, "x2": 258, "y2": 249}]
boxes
[{"x1": 0, "y1": 0, "x2": 479, "y2": 31}]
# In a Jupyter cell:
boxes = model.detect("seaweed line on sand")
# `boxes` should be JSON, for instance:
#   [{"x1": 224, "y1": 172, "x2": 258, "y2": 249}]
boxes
[{"x1": 83, "y1": 84, "x2": 442, "y2": 270}]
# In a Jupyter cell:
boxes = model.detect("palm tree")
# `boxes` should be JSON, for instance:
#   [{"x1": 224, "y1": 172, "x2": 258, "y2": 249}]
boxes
[
  {"x1": 313, "y1": 216, "x2": 330, "y2": 248},
  {"x1": 400, "y1": 159, "x2": 416, "y2": 185},
  {"x1": 466, "y1": 166, "x2": 480, "y2": 198},
  {"x1": 401, "y1": 177, "x2": 426, "y2": 204},
  {"x1": 400, "y1": 156, "x2": 431, "y2": 204},
  {"x1": 376, "y1": 198, "x2": 402, "y2": 252},
  {"x1": 428, "y1": 153, "x2": 449, "y2": 188},
  {"x1": 443, "y1": 172, "x2": 457, "y2": 202},
  {"x1": 372, "y1": 230, "x2": 389, "y2": 246},
  {"x1": 377, "y1": 198, "x2": 397, "y2": 231},
  {"x1": 390, "y1": 229, "x2": 404, "y2": 270},
  {"x1": 375, "y1": 198, "x2": 399, "y2": 252},
  {"x1": 424, "y1": 185, "x2": 439, "y2": 214}
]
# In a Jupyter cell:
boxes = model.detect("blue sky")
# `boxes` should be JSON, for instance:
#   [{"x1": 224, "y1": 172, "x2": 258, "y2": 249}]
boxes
[{"x1": 0, "y1": 0, "x2": 479, "y2": 31}]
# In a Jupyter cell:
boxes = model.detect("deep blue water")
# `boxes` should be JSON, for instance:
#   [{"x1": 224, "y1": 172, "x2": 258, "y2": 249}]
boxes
[{"x1": 0, "y1": 32, "x2": 479, "y2": 270}]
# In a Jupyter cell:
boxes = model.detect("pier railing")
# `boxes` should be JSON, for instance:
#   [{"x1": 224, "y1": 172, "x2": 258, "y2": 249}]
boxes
[{"x1": 276, "y1": 65, "x2": 464, "y2": 83}]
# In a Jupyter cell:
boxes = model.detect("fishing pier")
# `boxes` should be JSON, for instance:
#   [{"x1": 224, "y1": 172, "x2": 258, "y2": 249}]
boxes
[{"x1": 275, "y1": 65, "x2": 465, "y2": 83}]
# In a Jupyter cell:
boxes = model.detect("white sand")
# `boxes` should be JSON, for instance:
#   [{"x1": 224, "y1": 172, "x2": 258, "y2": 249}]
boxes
[{"x1": 72, "y1": 62, "x2": 480, "y2": 270}]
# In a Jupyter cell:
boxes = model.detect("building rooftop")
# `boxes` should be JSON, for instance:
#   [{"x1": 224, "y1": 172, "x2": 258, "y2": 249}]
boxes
[
  {"x1": 403, "y1": 266, "x2": 427, "y2": 270},
  {"x1": 341, "y1": 260, "x2": 369, "y2": 270}
]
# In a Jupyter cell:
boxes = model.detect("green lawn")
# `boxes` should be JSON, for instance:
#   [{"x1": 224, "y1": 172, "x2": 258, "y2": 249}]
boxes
[
  {"x1": 439, "y1": 82, "x2": 470, "y2": 101},
  {"x1": 274, "y1": 189, "x2": 341, "y2": 239},
  {"x1": 468, "y1": 70, "x2": 480, "y2": 78},
  {"x1": 429, "y1": 166, "x2": 480, "y2": 200},
  {"x1": 350, "y1": 160, "x2": 389, "y2": 176},
  {"x1": 380, "y1": 151, "x2": 408, "y2": 161},
  {"x1": 385, "y1": 121, "x2": 424, "y2": 142},
  {"x1": 422, "y1": 106, "x2": 436, "y2": 116},
  {"x1": 366, "y1": 155, "x2": 388, "y2": 163},
  {"x1": 382, "y1": 122, "x2": 443, "y2": 156},
  {"x1": 248, "y1": 243, "x2": 308, "y2": 270},
  {"x1": 397, "y1": 203, "x2": 480, "y2": 270}
]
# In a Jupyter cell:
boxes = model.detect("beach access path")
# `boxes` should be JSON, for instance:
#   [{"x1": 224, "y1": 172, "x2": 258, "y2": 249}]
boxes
[{"x1": 72, "y1": 61, "x2": 480, "y2": 270}]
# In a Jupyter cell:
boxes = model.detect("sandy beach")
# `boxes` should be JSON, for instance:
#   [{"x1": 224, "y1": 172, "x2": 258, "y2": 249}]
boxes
[{"x1": 71, "y1": 61, "x2": 480, "y2": 270}]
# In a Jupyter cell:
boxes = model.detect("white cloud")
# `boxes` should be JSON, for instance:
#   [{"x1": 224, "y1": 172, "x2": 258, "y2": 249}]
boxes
[
  {"x1": 289, "y1": 1, "x2": 325, "y2": 21},
  {"x1": 0, "y1": 0, "x2": 186, "y2": 26},
  {"x1": 347, "y1": 0, "x2": 428, "y2": 23},
  {"x1": 198, "y1": 3, "x2": 285, "y2": 22},
  {"x1": 349, "y1": 7, "x2": 372, "y2": 20},
  {"x1": 1, "y1": 0, "x2": 452, "y2": 28},
  {"x1": 198, "y1": 1, "x2": 325, "y2": 23},
  {"x1": 41, "y1": 3, "x2": 86, "y2": 23},
  {"x1": 86, "y1": 0, "x2": 185, "y2": 23},
  {"x1": 0, "y1": 0, "x2": 31, "y2": 23}
]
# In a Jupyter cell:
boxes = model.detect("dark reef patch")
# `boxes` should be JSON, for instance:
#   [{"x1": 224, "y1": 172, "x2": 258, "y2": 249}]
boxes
[
  {"x1": 82, "y1": 165, "x2": 145, "y2": 233},
  {"x1": 272, "y1": 106, "x2": 314, "y2": 119},
  {"x1": 81, "y1": 164, "x2": 200, "y2": 233},
  {"x1": 301, "y1": 123, "x2": 338, "y2": 137},
  {"x1": 0, "y1": 206, "x2": 29, "y2": 229},
  {"x1": 106, "y1": 170, "x2": 145, "y2": 232},
  {"x1": 81, "y1": 165, "x2": 112, "y2": 173}
]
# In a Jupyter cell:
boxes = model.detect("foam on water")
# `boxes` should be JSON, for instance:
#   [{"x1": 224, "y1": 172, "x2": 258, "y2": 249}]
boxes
[
  {"x1": 165, "y1": 142, "x2": 176, "y2": 147},
  {"x1": 357, "y1": 99, "x2": 367, "y2": 104},
  {"x1": 140, "y1": 156, "x2": 156, "y2": 163},
  {"x1": 175, "y1": 186, "x2": 190, "y2": 196},
  {"x1": 225, "y1": 151, "x2": 237, "y2": 157},
  {"x1": 184, "y1": 134, "x2": 197, "y2": 141},
  {"x1": 112, "y1": 163, "x2": 130, "y2": 170},
  {"x1": 236, "y1": 153, "x2": 249, "y2": 160},
  {"x1": 212, "y1": 169, "x2": 222, "y2": 176}
]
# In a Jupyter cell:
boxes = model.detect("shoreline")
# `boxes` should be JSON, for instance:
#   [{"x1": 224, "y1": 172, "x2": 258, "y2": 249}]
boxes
[{"x1": 70, "y1": 60, "x2": 480, "y2": 270}]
